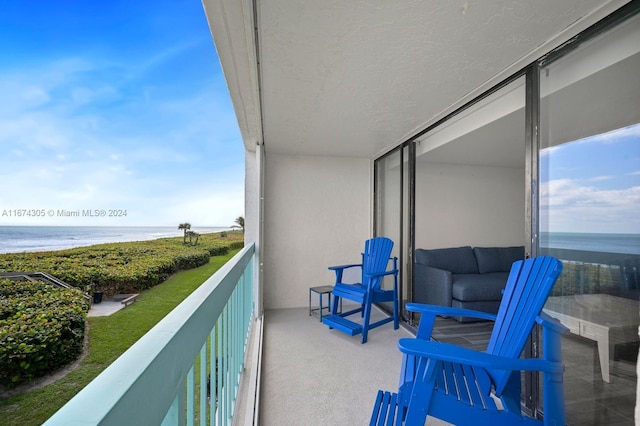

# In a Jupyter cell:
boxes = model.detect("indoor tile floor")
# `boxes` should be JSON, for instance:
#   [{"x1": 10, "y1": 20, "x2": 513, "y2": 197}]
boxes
[{"x1": 431, "y1": 316, "x2": 637, "y2": 426}]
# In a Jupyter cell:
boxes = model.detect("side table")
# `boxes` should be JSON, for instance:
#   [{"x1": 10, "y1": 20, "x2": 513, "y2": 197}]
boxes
[{"x1": 309, "y1": 285, "x2": 335, "y2": 322}]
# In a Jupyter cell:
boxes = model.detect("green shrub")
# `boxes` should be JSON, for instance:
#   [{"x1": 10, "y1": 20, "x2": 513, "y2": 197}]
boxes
[
  {"x1": 229, "y1": 241, "x2": 245, "y2": 250},
  {"x1": 0, "y1": 280, "x2": 88, "y2": 387},
  {"x1": 0, "y1": 231, "x2": 245, "y2": 389}
]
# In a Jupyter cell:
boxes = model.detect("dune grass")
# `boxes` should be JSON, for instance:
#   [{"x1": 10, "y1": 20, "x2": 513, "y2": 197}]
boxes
[{"x1": 0, "y1": 249, "x2": 240, "y2": 426}]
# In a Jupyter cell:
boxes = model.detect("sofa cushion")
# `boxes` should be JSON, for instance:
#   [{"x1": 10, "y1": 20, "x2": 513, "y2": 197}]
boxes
[
  {"x1": 415, "y1": 246, "x2": 479, "y2": 274},
  {"x1": 473, "y1": 246, "x2": 525, "y2": 274},
  {"x1": 451, "y1": 272, "x2": 509, "y2": 301}
]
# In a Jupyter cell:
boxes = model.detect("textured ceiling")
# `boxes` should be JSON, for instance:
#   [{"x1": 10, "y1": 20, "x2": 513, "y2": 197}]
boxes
[{"x1": 255, "y1": 0, "x2": 621, "y2": 158}]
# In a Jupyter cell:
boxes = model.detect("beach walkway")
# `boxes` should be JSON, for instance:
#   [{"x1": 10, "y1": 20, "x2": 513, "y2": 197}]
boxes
[{"x1": 87, "y1": 296, "x2": 135, "y2": 317}]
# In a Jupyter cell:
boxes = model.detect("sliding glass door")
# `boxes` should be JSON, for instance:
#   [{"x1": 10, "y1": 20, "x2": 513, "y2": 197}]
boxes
[
  {"x1": 413, "y1": 75, "x2": 527, "y2": 257},
  {"x1": 538, "y1": 11, "x2": 640, "y2": 423},
  {"x1": 374, "y1": 144, "x2": 412, "y2": 320},
  {"x1": 372, "y1": 4, "x2": 639, "y2": 422}
]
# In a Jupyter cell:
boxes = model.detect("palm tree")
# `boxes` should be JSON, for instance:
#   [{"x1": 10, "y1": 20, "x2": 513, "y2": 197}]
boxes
[
  {"x1": 186, "y1": 230, "x2": 200, "y2": 246},
  {"x1": 178, "y1": 223, "x2": 191, "y2": 244},
  {"x1": 234, "y1": 216, "x2": 245, "y2": 232}
]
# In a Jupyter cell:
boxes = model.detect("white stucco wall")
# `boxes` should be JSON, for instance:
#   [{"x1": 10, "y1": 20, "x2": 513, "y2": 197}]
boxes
[
  {"x1": 415, "y1": 162, "x2": 525, "y2": 250},
  {"x1": 262, "y1": 153, "x2": 371, "y2": 309}
]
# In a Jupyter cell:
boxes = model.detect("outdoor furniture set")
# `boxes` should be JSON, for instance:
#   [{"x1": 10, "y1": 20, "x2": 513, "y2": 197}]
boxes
[{"x1": 316, "y1": 237, "x2": 567, "y2": 424}]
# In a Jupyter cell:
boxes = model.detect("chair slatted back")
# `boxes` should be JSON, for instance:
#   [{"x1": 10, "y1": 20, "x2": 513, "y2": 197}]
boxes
[
  {"x1": 362, "y1": 237, "x2": 394, "y2": 291},
  {"x1": 486, "y1": 256, "x2": 562, "y2": 394}
]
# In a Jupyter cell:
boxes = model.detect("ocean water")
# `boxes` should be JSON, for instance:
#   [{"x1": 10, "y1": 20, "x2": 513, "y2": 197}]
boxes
[
  {"x1": 540, "y1": 232, "x2": 640, "y2": 255},
  {"x1": 0, "y1": 226, "x2": 230, "y2": 254}
]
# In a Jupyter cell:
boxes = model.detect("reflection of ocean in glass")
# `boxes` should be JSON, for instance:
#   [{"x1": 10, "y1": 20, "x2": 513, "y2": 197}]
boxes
[
  {"x1": 0, "y1": 226, "x2": 230, "y2": 254},
  {"x1": 540, "y1": 232, "x2": 640, "y2": 255}
]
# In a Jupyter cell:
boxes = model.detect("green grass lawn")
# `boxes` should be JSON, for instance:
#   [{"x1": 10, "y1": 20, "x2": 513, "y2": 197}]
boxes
[{"x1": 0, "y1": 249, "x2": 240, "y2": 426}]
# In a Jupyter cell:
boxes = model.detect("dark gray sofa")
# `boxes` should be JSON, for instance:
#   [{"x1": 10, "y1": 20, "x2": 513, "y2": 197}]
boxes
[{"x1": 414, "y1": 245, "x2": 525, "y2": 322}]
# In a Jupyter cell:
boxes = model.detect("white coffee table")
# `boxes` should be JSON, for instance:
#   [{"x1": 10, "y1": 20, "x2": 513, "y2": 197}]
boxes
[{"x1": 543, "y1": 294, "x2": 639, "y2": 383}]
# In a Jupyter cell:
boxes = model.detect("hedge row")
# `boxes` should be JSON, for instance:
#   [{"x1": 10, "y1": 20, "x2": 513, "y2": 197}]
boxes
[
  {"x1": 0, "y1": 280, "x2": 88, "y2": 387},
  {"x1": 0, "y1": 232, "x2": 245, "y2": 296}
]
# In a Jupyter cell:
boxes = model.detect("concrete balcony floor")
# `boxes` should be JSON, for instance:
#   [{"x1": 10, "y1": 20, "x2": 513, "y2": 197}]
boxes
[
  {"x1": 255, "y1": 306, "x2": 638, "y2": 425},
  {"x1": 259, "y1": 306, "x2": 450, "y2": 425}
]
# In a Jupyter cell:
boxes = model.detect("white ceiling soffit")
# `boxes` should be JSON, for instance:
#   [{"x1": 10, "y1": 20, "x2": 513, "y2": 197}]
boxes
[
  {"x1": 203, "y1": 0, "x2": 630, "y2": 157},
  {"x1": 415, "y1": 11, "x2": 640, "y2": 169},
  {"x1": 202, "y1": 0, "x2": 262, "y2": 151}
]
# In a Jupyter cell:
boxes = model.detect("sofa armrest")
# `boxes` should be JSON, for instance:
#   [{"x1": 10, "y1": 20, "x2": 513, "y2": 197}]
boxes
[{"x1": 414, "y1": 263, "x2": 452, "y2": 307}]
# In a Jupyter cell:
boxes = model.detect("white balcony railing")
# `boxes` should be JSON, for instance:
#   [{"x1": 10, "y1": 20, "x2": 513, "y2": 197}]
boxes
[{"x1": 44, "y1": 243, "x2": 256, "y2": 426}]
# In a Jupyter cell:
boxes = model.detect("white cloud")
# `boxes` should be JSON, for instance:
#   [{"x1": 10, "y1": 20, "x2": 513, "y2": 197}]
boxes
[
  {"x1": 538, "y1": 145, "x2": 561, "y2": 158},
  {"x1": 0, "y1": 4, "x2": 244, "y2": 229},
  {"x1": 162, "y1": 186, "x2": 245, "y2": 228},
  {"x1": 0, "y1": 162, "x2": 243, "y2": 227},
  {"x1": 70, "y1": 86, "x2": 120, "y2": 107},
  {"x1": 0, "y1": 31, "x2": 244, "y2": 229},
  {"x1": 0, "y1": 102, "x2": 244, "y2": 227},
  {"x1": 540, "y1": 178, "x2": 640, "y2": 233},
  {"x1": 22, "y1": 86, "x2": 51, "y2": 106},
  {"x1": 594, "y1": 123, "x2": 640, "y2": 144},
  {"x1": 135, "y1": 39, "x2": 204, "y2": 78},
  {"x1": 588, "y1": 175, "x2": 614, "y2": 182}
]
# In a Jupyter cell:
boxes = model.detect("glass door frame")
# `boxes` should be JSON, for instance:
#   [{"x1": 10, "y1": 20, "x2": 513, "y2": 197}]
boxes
[{"x1": 373, "y1": 142, "x2": 415, "y2": 323}]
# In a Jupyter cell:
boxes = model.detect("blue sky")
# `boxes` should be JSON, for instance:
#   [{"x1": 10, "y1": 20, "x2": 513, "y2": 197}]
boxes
[
  {"x1": 0, "y1": 1, "x2": 244, "y2": 227},
  {"x1": 540, "y1": 123, "x2": 640, "y2": 234}
]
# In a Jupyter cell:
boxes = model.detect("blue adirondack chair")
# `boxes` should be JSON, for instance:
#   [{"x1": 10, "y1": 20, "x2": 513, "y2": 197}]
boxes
[
  {"x1": 322, "y1": 237, "x2": 399, "y2": 344},
  {"x1": 370, "y1": 256, "x2": 567, "y2": 425}
]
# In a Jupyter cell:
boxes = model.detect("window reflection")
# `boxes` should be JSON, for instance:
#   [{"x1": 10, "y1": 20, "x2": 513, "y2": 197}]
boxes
[{"x1": 538, "y1": 12, "x2": 639, "y2": 422}]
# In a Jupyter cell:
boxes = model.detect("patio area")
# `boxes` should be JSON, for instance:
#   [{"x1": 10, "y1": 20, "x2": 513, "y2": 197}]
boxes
[
  {"x1": 257, "y1": 306, "x2": 637, "y2": 425},
  {"x1": 258, "y1": 306, "x2": 450, "y2": 425}
]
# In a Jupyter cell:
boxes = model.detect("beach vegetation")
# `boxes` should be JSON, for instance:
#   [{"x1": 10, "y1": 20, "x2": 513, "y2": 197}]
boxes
[
  {"x1": 0, "y1": 232, "x2": 244, "y2": 297},
  {"x1": 0, "y1": 231, "x2": 243, "y2": 392},
  {"x1": 0, "y1": 249, "x2": 240, "y2": 425},
  {"x1": 186, "y1": 230, "x2": 200, "y2": 246},
  {"x1": 0, "y1": 280, "x2": 87, "y2": 388}
]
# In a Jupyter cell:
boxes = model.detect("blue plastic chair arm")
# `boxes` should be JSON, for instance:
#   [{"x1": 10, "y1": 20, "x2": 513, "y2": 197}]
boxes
[
  {"x1": 398, "y1": 338, "x2": 564, "y2": 374},
  {"x1": 328, "y1": 263, "x2": 362, "y2": 271},
  {"x1": 537, "y1": 312, "x2": 569, "y2": 334},
  {"x1": 405, "y1": 303, "x2": 498, "y2": 322},
  {"x1": 363, "y1": 269, "x2": 398, "y2": 279}
]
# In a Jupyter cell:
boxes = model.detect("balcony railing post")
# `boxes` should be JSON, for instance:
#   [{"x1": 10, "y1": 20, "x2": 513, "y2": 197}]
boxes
[
  {"x1": 211, "y1": 325, "x2": 219, "y2": 425},
  {"x1": 199, "y1": 344, "x2": 207, "y2": 426}
]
